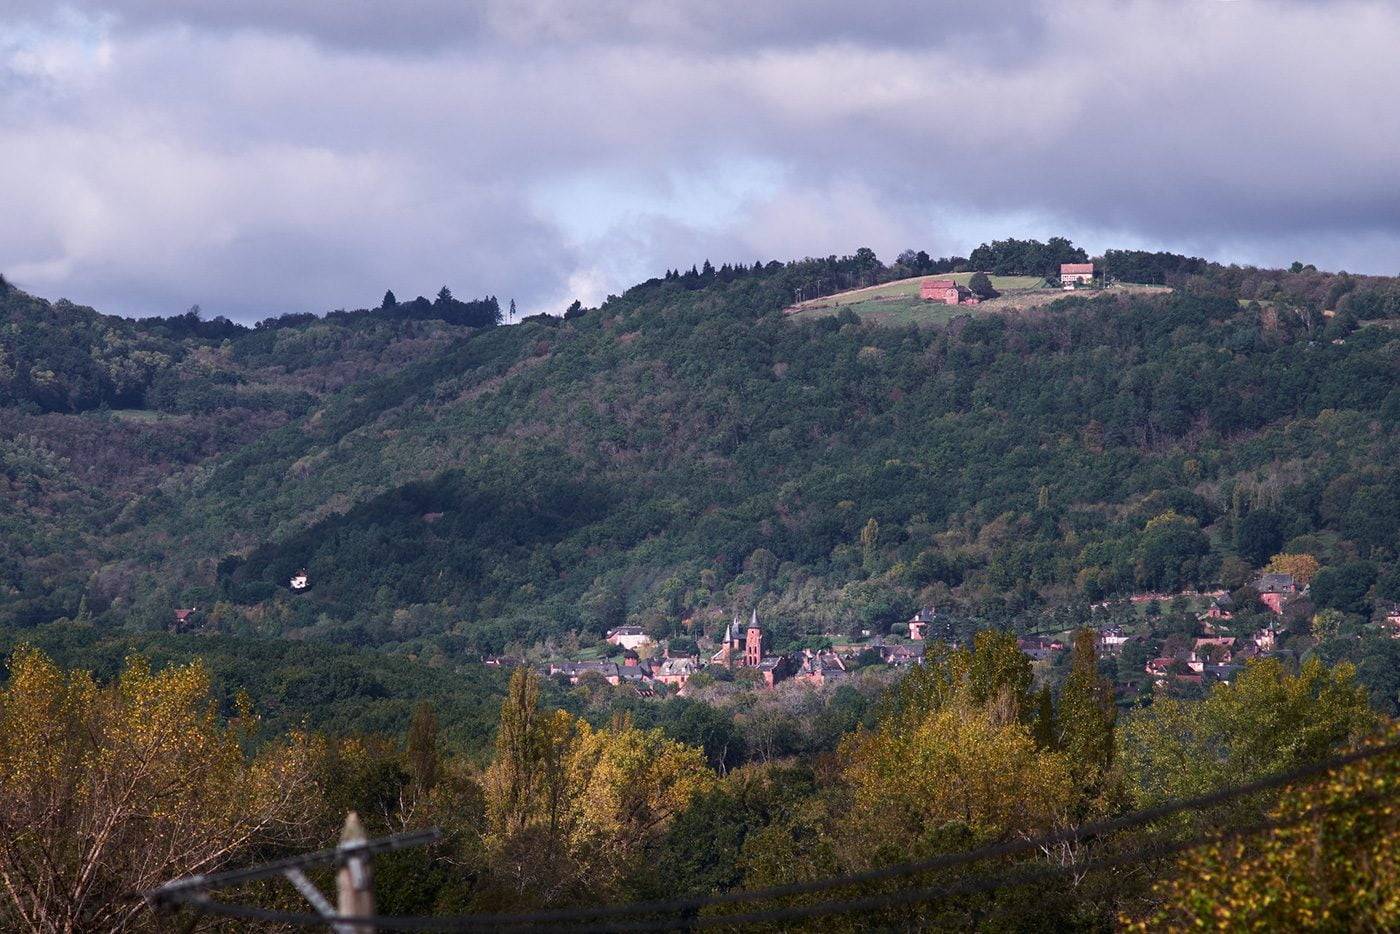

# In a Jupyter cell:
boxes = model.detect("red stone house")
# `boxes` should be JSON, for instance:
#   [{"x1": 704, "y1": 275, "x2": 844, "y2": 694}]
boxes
[
  {"x1": 654, "y1": 656, "x2": 698, "y2": 689},
  {"x1": 792, "y1": 649, "x2": 848, "y2": 686},
  {"x1": 170, "y1": 607, "x2": 200, "y2": 633},
  {"x1": 1253, "y1": 573, "x2": 1299, "y2": 615},
  {"x1": 1060, "y1": 263, "x2": 1095, "y2": 289},
  {"x1": 907, "y1": 607, "x2": 936, "y2": 641},
  {"x1": 920, "y1": 278, "x2": 980, "y2": 306}
]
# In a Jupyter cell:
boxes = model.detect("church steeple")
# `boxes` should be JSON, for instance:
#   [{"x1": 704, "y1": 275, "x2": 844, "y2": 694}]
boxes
[{"x1": 745, "y1": 609, "x2": 763, "y2": 667}]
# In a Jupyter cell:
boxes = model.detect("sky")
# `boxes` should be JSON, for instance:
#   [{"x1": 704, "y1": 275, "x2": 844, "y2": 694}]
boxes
[{"x1": 2, "y1": 0, "x2": 1399, "y2": 322}]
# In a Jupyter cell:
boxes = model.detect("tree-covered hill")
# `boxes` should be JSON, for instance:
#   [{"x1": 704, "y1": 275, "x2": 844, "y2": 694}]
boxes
[{"x1": 4, "y1": 246, "x2": 1400, "y2": 667}]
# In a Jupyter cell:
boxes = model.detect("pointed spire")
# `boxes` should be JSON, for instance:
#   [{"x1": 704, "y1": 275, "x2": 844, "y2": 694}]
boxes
[{"x1": 750, "y1": 607, "x2": 759, "y2": 629}]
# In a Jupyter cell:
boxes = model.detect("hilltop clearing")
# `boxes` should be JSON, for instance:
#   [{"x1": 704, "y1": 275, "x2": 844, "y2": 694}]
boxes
[{"x1": 787, "y1": 272, "x2": 1170, "y2": 325}]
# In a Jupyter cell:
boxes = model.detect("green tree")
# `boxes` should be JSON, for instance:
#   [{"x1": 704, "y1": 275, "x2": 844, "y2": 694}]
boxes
[
  {"x1": 1311, "y1": 561, "x2": 1377, "y2": 615},
  {"x1": 1057, "y1": 628, "x2": 1116, "y2": 789},
  {"x1": 968, "y1": 272, "x2": 998, "y2": 299},
  {"x1": 1236, "y1": 509, "x2": 1288, "y2": 566},
  {"x1": 1134, "y1": 511, "x2": 1209, "y2": 591},
  {"x1": 1120, "y1": 658, "x2": 1377, "y2": 809},
  {"x1": 405, "y1": 701, "x2": 441, "y2": 794}
]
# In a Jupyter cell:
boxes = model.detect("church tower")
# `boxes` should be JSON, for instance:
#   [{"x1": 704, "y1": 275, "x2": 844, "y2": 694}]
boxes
[{"x1": 745, "y1": 608, "x2": 763, "y2": 667}]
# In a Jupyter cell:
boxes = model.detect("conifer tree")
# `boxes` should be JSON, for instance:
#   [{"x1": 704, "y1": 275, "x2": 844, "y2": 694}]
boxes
[
  {"x1": 1057, "y1": 628, "x2": 1116, "y2": 783},
  {"x1": 405, "y1": 701, "x2": 440, "y2": 794},
  {"x1": 1031, "y1": 685, "x2": 1056, "y2": 749}
]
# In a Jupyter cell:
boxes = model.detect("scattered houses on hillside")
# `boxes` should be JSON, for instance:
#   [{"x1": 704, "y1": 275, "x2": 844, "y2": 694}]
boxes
[
  {"x1": 1253, "y1": 573, "x2": 1299, "y2": 614},
  {"x1": 1018, "y1": 636, "x2": 1065, "y2": 662},
  {"x1": 1097, "y1": 626, "x2": 1130, "y2": 655},
  {"x1": 792, "y1": 648, "x2": 848, "y2": 686},
  {"x1": 1385, "y1": 605, "x2": 1400, "y2": 639},
  {"x1": 605, "y1": 625, "x2": 652, "y2": 651},
  {"x1": 170, "y1": 607, "x2": 200, "y2": 633},
  {"x1": 906, "y1": 606, "x2": 956, "y2": 643},
  {"x1": 518, "y1": 608, "x2": 927, "y2": 697}
]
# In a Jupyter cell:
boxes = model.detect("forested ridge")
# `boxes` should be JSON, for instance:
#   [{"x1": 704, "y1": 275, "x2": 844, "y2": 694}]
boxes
[{"x1": 5, "y1": 246, "x2": 1400, "y2": 659}]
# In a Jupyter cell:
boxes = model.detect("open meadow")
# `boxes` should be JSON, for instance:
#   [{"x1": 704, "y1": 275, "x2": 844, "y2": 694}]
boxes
[{"x1": 786, "y1": 274, "x2": 1169, "y2": 325}]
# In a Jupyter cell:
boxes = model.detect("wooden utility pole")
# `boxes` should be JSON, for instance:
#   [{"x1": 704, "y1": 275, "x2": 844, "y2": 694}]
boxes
[{"x1": 336, "y1": 812, "x2": 374, "y2": 933}]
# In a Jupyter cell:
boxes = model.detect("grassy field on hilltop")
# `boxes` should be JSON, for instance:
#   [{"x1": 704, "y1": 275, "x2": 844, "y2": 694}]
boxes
[{"x1": 787, "y1": 273, "x2": 1166, "y2": 325}]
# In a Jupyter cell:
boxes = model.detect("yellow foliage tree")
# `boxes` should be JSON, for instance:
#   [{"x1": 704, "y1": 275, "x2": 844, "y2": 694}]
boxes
[
  {"x1": 1127, "y1": 736, "x2": 1400, "y2": 930},
  {"x1": 0, "y1": 647, "x2": 318, "y2": 933},
  {"x1": 1265, "y1": 552, "x2": 1320, "y2": 585},
  {"x1": 482, "y1": 669, "x2": 714, "y2": 905},
  {"x1": 840, "y1": 702, "x2": 1075, "y2": 865}
]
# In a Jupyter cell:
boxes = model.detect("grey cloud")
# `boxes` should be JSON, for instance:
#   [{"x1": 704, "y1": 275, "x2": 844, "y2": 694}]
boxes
[
  {"x1": 3, "y1": 0, "x2": 1045, "y2": 52},
  {"x1": 1, "y1": 0, "x2": 1399, "y2": 322}
]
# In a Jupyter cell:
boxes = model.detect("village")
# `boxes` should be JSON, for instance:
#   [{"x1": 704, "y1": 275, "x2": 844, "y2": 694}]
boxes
[
  {"x1": 164, "y1": 554, "x2": 1400, "y2": 703},
  {"x1": 476, "y1": 561, "x2": 1400, "y2": 702},
  {"x1": 485, "y1": 608, "x2": 926, "y2": 697}
]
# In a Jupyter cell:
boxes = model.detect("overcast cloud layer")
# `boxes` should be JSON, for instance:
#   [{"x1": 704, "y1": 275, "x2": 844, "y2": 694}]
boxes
[{"x1": 2, "y1": 0, "x2": 1398, "y2": 321}]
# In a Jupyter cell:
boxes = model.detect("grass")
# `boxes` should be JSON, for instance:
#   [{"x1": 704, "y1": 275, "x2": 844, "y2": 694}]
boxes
[
  {"x1": 105, "y1": 408, "x2": 170, "y2": 423},
  {"x1": 787, "y1": 275, "x2": 1169, "y2": 327}
]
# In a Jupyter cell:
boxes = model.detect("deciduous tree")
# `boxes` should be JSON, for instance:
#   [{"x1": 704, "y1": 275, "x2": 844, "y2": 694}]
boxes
[{"x1": 0, "y1": 647, "x2": 316, "y2": 933}]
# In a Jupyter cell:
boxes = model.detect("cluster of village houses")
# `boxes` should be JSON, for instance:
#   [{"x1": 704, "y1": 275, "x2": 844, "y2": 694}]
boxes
[
  {"x1": 501, "y1": 566, "x2": 1400, "y2": 698},
  {"x1": 493, "y1": 609, "x2": 930, "y2": 696},
  {"x1": 169, "y1": 559, "x2": 1400, "y2": 697},
  {"x1": 1084, "y1": 571, "x2": 1400, "y2": 689}
]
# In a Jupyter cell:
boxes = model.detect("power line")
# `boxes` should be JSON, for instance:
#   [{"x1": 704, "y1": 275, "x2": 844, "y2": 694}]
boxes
[
  {"x1": 149, "y1": 828, "x2": 440, "y2": 902},
  {"x1": 147, "y1": 738, "x2": 1399, "y2": 930},
  {"x1": 401, "y1": 736, "x2": 1400, "y2": 927},
  {"x1": 584, "y1": 789, "x2": 1391, "y2": 933}
]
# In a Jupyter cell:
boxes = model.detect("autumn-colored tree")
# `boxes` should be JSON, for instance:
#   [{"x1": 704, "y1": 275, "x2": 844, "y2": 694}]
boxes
[
  {"x1": 893, "y1": 630, "x2": 1034, "y2": 725},
  {"x1": 841, "y1": 701, "x2": 1074, "y2": 863},
  {"x1": 481, "y1": 668, "x2": 714, "y2": 905},
  {"x1": 0, "y1": 647, "x2": 317, "y2": 933},
  {"x1": 1266, "y1": 552, "x2": 1321, "y2": 586},
  {"x1": 1128, "y1": 735, "x2": 1400, "y2": 930},
  {"x1": 822, "y1": 656, "x2": 1079, "y2": 931}
]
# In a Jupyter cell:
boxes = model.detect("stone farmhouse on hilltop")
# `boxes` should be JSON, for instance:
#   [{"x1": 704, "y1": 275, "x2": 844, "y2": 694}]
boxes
[
  {"x1": 919, "y1": 278, "x2": 981, "y2": 306},
  {"x1": 1060, "y1": 262, "x2": 1095, "y2": 288}
]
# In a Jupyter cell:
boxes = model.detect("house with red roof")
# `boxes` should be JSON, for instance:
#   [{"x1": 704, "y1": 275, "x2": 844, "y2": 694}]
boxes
[
  {"x1": 1060, "y1": 262, "x2": 1095, "y2": 289},
  {"x1": 920, "y1": 278, "x2": 980, "y2": 306}
]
